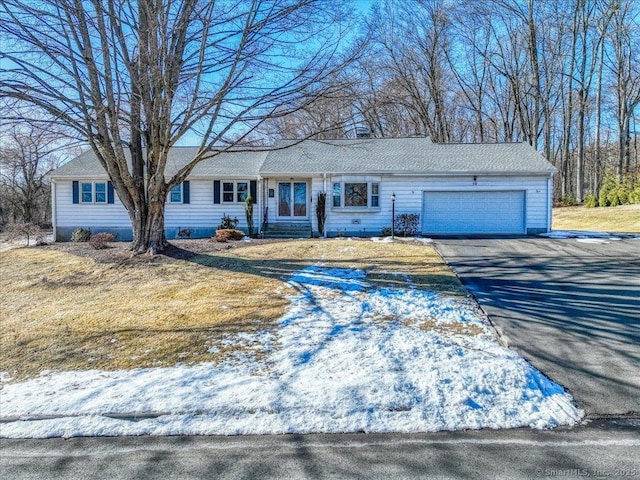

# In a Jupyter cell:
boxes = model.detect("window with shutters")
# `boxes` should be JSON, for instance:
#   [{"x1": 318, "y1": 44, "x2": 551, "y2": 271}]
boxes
[{"x1": 80, "y1": 182, "x2": 107, "y2": 203}]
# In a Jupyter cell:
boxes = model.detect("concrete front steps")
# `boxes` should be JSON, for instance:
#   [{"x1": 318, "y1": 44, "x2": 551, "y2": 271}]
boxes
[{"x1": 262, "y1": 222, "x2": 313, "y2": 239}]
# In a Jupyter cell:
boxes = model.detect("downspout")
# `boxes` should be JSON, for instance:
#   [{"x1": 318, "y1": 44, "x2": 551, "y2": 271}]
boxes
[
  {"x1": 51, "y1": 179, "x2": 57, "y2": 242},
  {"x1": 323, "y1": 173, "x2": 327, "y2": 238},
  {"x1": 547, "y1": 175, "x2": 553, "y2": 232},
  {"x1": 261, "y1": 177, "x2": 267, "y2": 233}
]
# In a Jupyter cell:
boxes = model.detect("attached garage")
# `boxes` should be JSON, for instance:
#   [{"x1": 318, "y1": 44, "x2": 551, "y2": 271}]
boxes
[{"x1": 422, "y1": 190, "x2": 526, "y2": 235}]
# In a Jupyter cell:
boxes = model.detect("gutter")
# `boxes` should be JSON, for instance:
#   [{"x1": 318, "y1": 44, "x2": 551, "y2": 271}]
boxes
[{"x1": 259, "y1": 170, "x2": 558, "y2": 177}]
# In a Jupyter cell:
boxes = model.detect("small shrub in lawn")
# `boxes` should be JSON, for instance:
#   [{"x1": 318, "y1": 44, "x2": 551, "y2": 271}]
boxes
[
  {"x1": 5, "y1": 223, "x2": 46, "y2": 246},
  {"x1": 71, "y1": 227, "x2": 91, "y2": 242},
  {"x1": 88, "y1": 232, "x2": 116, "y2": 249},
  {"x1": 381, "y1": 227, "x2": 392, "y2": 237},
  {"x1": 394, "y1": 213, "x2": 420, "y2": 237},
  {"x1": 584, "y1": 195, "x2": 597, "y2": 208},
  {"x1": 213, "y1": 229, "x2": 245, "y2": 242},
  {"x1": 218, "y1": 214, "x2": 239, "y2": 230}
]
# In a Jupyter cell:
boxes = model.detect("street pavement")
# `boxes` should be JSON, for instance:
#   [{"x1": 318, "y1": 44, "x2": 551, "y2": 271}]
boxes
[{"x1": 1, "y1": 420, "x2": 639, "y2": 479}]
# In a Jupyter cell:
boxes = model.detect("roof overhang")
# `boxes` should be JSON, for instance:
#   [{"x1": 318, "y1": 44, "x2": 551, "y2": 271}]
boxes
[{"x1": 259, "y1": 170, "x2": 557, "y2": 177}]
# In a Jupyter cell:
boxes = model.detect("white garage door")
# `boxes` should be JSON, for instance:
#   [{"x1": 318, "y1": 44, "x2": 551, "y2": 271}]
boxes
[{"x1": 422, "y1": 190, "x2": 525, "y2": 234}]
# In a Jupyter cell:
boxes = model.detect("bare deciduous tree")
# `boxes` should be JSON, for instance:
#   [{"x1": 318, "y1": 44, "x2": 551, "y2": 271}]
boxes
[
  {"x1": 0, "y1": 124, "x2": 72, "y2": 224},
  {"x1": 0, "y1": 0, "x2": 355, "y2": 252}
]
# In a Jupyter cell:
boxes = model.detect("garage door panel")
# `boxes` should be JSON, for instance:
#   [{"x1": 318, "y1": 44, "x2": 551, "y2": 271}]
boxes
[{"x1": 422, "y1": 191, "x2": 525, "y2": 234}]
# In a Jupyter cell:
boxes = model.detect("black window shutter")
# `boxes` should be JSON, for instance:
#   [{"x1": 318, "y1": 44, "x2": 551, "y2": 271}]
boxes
[
  {"x1": 72, "y1": 181, "x2": 79, "y2": 204},
  {"x1": 107, "y1": 181, "x2": 114, "y2": 204},
  {"x1": 213, "y1": 180, "x2": 220, "y2": 204},
  {"x1": 183, "y1": 181, "x2": 190, "y2": 204},
  {"x1": 250, "y1": 180, "x2": 257, "y2": 204}
]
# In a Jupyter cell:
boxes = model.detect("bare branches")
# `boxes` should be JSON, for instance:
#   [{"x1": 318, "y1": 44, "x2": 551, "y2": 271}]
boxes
[{"x1": 0, "y1": 0, "x2": 355, "y2": 250}]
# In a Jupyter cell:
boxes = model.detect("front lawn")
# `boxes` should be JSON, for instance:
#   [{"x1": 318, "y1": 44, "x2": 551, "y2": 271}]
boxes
[
  {"x1": 1, "y1": 243, "x2": 582, "y2": 437},
  {"x1": 0, "y1": 238, "x2": 464, "y2": 380},
  {"x1": 553, "y1": 204, "x2": 640, "y2": 233}
]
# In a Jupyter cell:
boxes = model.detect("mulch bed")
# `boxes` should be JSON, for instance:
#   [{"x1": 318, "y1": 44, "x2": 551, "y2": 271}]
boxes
[{"x1": 39, "y1": 237, "x2": 288, "y2": 266}]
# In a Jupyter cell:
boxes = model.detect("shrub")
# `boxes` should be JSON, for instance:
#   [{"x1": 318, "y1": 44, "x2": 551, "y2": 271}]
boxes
[
  {"x1": 218, "y1": 214, "x2": 239, "y2": 230},
  {"x1": 88, "y1": 232, "x2": 116, "y2": 249},
  {"x1": 71, "y1": 227, "x2": 91, "y2": 242},
  {"x1": 597, "y1": 172, "x2": 640, "y2": 207},
  {"x1": 608, "y1": 190, "x2": 621, "y2": 207},
  {"x1": 244, "y1": 195, "x2": 254, "y2": 237},
  {"x1": 394, "y1": 213, "x2": 420, "y2": 237},
  {"x1": 5, "y1": 223, "x2": 46, "y2": 246},
  {"x1": 616, "y1": 186, "x2": 629, "y2": 205},
  {"x1": 212, "y1": 229, "x2": 244, "y2": 242},
  {"x1": 381, "y1": 227, "x2": 392, "y2": 237},
  {"x1": 584, "y1": 195, "x2": 597, "y2": 208},
  {"x1": 316, "y1": 192, "x2": 327, "y2": 236},
  {"x1": 629, "y1": 186, "x2": 640, "y2": 204},
  {"x1": 560, "y1": 193, "x2": 577, "y2": 206}
]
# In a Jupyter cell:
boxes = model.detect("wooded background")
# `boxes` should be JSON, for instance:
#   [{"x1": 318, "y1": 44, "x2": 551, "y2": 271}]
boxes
[{"x1": 1, "y1": 0, "x2": 638, "y2": 227}]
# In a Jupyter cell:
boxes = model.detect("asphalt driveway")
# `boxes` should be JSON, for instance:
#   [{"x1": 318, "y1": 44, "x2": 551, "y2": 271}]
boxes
[{"x1": 435, "y1": 237, "x2": 640, "y2": 417}]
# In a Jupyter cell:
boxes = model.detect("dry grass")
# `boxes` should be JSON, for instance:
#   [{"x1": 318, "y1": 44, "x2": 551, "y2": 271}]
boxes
[
  {"x1": 0, "y1": 239, "x2": 465, "y2": 380},
  {"x1": 553, "y1": 204, "x2": 640, "y2": 233}
]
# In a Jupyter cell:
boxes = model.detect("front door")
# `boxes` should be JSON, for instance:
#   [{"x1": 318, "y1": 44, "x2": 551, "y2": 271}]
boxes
[{"x1": 278, "y1": 181, "x2": 307, "y2": 219}]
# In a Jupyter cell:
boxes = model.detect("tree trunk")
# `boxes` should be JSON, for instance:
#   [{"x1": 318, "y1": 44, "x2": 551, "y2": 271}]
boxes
[{"x1": 131, "y1": 198, "x2": 167, "y2": 255}]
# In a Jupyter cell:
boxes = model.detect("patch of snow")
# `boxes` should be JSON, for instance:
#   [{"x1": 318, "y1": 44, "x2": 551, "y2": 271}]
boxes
[
  {"x1": 371, "y1": 236, "x2": 432, "y2": 244},
  {"x1": 576, "y1": 238, "x2": 608, "y2": 244},
  {"x1": 0, "y1": 265, "x2": 583, "y2": 438},
  {"x1": 541, "y1": 230, "x2": 626, "y2": 240}
]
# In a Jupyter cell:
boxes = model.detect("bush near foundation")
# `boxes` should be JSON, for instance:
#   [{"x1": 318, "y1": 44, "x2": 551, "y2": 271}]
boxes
[
  {"x1": 213, "y1": 229, "x2": 245, "y2": 242},
  {"x1": 88, "y1": 232, "x2": 116, "y2": 249},
  {"x1": 71, "y1": 227, "x2": 91, "y2": 242}
]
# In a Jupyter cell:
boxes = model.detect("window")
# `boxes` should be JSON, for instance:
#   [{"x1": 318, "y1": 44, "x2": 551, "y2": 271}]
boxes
[
  {"x1": 81, "y1": 182, "x2": 93, "y2": 203},
  {"x1": 217, "y1": 181, "x2": 253, "y2": 203},
  {"x1": 333, "y1": 183, "x2": 341, "y2": 207},
  {"x1": 345, "y1": 183, "x2": 368, "y2": 207},
  {"x1": 81, "y1": 182, "x2": 107, "y2": 203},
  {"x1": 371, "y1": 183, "x2": 379, "y2": 207},
  {"x1": 237, "y1": 182, "x2": 248, "y2": 202},
  {"x1": 169, "y1": 184, "x2": 182, "y2": 203},
  {"x1": 95, "y1": 182, "x2": 106, "y2": 203},
  {"x1": 332, "y1": 181, "x2": 380, "y2": 209},
  {"x1": 223, "y1": 182, "x2": 234, "y2": 202}
]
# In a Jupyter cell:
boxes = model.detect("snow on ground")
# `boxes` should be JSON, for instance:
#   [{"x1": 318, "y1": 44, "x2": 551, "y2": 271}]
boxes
[
  {"x1": 371, "y1": 236, "x2": 433, "y2": 244},
  {"x1": 0, "y1": 265, "x2": 583, "y2": 438},
  {"x1": 541, "y1": 230, "x2": 626, "y2": 240}
]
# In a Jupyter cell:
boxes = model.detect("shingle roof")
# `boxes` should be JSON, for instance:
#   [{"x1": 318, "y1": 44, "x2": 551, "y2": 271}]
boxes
[
  {"x1": 50, "y1": 138, "x2": 556, "y2": 179},
  {"x1": 50, "y1": 147, "x2": 267, "y2": 179},
  {"x1": 260, "y1": 138, "x2": 556, "y2": 175}
]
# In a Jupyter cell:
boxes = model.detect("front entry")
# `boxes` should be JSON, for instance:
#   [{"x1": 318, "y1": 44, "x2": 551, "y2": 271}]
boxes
[{"x1": 278, "y1": 181, "x2": 308, "y2": 219}]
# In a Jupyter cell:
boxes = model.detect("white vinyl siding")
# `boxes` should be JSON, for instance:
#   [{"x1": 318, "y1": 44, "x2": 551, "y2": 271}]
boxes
[
  {"x1": 57, "y1": 181, "x2": 127, "y2": 227},
  {"x1": 54, "y1": 174, "x2": 551, "y2": 238},
  {"x1": 56, "y1": 179, "x2": 255, "y2": 230},
  {"x1": 324, "y1": 175, "x2": 550, "y2": 236}
]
